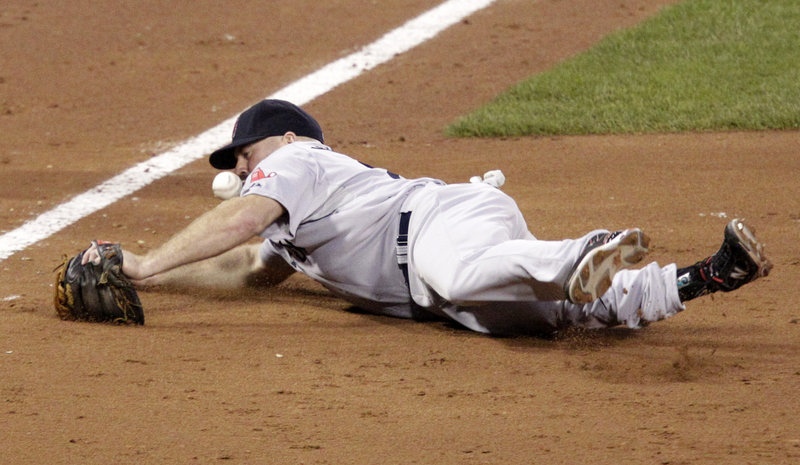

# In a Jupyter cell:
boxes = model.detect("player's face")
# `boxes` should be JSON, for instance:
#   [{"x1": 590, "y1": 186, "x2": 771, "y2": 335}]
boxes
[{"x1": 233, "y1": 135, "x2": 287, "y2": 180}]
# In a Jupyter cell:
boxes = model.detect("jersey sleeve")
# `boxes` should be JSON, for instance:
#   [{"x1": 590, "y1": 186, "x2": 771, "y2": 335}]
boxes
[{"x1": 239, "y1": 145, "x2": 327, "y2": 237}]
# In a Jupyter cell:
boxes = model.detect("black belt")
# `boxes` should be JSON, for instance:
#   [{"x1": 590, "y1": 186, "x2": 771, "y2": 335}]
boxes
[
  {"x1": 396, "y1": 210, "x2": 436, "y2": 321},
  {"x1": 397, "y1": 211, "x2": 411, "y2": 286}
]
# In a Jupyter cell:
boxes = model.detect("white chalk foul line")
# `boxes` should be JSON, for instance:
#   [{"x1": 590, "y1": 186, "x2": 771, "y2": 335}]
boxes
[{"x1": 0, "y1": 0, "x2": 495, "y2": 262}]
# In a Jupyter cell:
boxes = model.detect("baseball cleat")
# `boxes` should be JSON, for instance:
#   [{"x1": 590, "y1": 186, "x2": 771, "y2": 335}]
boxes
[
  {"x1": 564, "y1": 229, "x2": 650, "y2": 304},
  {"x1": 696, "y1": 218, "x2": 772, "y2": 293}
]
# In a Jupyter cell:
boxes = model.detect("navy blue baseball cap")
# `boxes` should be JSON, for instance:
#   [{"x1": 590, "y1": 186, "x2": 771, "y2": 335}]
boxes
[{"x1": 209, "y1": 99, "x2": 324, "y2": 169}]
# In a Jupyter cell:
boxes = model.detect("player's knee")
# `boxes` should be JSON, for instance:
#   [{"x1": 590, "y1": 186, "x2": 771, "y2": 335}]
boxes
[{"x1": 428, "y1": 273, "x2": 481, "y2": 305}]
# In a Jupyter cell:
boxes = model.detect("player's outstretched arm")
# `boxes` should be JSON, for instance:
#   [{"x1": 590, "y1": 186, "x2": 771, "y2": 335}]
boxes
[
  {"x1": 126, "y1": 243, "x2": 295, "y2": 290},
  {"x1": 120, "y1": 194, "x2": 285, "y2": 280}
]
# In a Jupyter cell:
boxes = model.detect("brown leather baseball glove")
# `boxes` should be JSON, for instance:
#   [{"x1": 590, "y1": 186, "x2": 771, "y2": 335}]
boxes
[{"x1": 54, "y1": 241, "x2": 144, "y2": 325}]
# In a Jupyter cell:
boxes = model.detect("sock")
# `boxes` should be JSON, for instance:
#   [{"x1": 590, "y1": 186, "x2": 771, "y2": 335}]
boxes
[{"x1": 676, "y1": 262, "x2": 711, "y2": 302}]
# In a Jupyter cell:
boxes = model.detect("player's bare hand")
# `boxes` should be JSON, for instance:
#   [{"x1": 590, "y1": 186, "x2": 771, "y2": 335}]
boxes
[
  {"x1": 80, "y1": 241, "x2": 102, "y2": 265},
  {"x1": 80, "y1": 241, "x2": 148, "y2": 283}
]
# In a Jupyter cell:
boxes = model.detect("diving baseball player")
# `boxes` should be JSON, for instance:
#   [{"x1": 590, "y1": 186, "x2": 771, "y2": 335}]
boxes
[{"x1": 81, "y1": 100, "x2": 771, "y2": 335}]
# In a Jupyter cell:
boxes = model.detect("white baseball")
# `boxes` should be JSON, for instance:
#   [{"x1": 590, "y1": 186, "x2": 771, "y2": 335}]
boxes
[{"x1": 212, "y1": 171, "x2": 242, "y2": 200}]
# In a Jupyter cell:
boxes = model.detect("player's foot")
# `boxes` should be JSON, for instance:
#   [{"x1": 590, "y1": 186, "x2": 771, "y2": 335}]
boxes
[
  {"x1": 564, "y1": 229, "x2": 650, "y2": 304},
  {"x1": 677, "y1": 219, "x2": 772, "y2": 301}
]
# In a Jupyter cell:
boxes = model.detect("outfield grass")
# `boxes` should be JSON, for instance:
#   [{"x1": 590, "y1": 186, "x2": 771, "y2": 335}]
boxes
[{"x1": 447, "y1": 0, "x2": 800, "y2": 137}]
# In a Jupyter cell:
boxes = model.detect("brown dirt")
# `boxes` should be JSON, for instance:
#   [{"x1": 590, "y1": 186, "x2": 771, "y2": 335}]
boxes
[{"x1": 2, "y1": 1, "x2": 799, "y2": 464}]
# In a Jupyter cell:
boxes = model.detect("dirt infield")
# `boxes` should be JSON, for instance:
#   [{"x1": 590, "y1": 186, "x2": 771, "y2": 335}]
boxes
[{"x1": 2, "y1": 1, "x2": 799, "y2": 463}]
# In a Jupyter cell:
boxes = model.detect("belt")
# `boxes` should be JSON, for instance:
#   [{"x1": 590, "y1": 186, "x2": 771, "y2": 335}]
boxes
[
  {"x1": 397, "y1": 211, "x2": 411, "y2": 286},
  {"x1": 396, "y1": 210, "x2": 435, "y2": 321}
]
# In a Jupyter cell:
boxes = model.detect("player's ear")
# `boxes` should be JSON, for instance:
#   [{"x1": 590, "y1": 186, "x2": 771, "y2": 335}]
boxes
[{"x1": 282, "y1": 132, "x2": 297, "y2": 144}]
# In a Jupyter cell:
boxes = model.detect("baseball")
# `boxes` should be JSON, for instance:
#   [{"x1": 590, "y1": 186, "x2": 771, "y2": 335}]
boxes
[{"x1": 212, "y1": 171, "x2": 242, "y2": 200}]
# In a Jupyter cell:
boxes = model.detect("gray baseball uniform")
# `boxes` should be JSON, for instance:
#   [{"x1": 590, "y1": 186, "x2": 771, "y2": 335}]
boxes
[{"x1": 243, "y1": 141, "x2": 683, "y2": 335}]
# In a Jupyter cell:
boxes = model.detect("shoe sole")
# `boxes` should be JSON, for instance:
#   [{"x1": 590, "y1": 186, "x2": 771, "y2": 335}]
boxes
[
  {"x1": 726, "y1": 219, "x2": 773, "y2": 278},
  {"x1": 565, "y1": 229, "x2": 650, "y2": 304}
]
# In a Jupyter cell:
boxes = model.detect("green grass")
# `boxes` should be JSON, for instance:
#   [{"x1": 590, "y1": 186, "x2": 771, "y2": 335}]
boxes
[{"x1": 447, "y1": 0, "x2": 800, "y2": 137}]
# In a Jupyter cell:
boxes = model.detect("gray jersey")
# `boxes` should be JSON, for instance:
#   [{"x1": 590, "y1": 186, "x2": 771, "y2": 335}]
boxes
[
  {"x1": 241, "y1": 141, "x2": 441, "y2": 315},
  {"x1": 241, "y1": 141, "x2": 683, "y2": 334}
]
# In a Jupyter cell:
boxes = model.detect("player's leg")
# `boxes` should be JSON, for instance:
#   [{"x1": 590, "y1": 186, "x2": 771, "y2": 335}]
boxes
[
  {"x1": 675, "y1": 218, "x2": 772, "y2": 301},
  {"x1": 407, "y1": 183, "x2": 646, "y2": 305},
  {"x1": 408, "y1": 183, "x2": 580, "y2": 303},
  {"x1": 439, "y1": 262, "x2": 682, "y2": 335},
  {"x1": 559, "y1": 219, "x2": 772, "y2": 331},
  {"x1": 559, "y1": 219, "x2": 771, "y2": 330},
  {"x1": 423, "y1": 219, "x2": 771, "y2": 336},
  {"x1": 561, "y1": 262, "x2": 684, "y2": 329}
]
